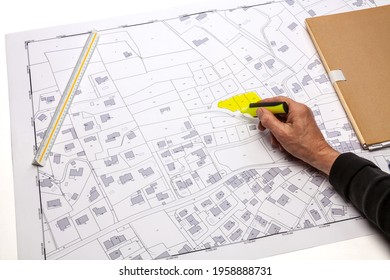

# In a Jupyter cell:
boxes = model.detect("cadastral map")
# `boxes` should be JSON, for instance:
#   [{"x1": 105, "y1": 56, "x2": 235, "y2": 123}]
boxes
[{"x1": 18, "y1": 0, "x2": 390, "y2": 259}]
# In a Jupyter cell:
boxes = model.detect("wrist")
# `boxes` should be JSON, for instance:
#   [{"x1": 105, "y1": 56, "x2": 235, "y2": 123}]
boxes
[{"x1": 310, "y1": 143, "x2": 340, "y2": 175}]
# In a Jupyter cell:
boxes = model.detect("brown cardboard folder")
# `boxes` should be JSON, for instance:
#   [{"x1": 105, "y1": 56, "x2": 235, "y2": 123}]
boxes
[{"x1": 306, "y1": 5, "x2": 390, "y2": 150}]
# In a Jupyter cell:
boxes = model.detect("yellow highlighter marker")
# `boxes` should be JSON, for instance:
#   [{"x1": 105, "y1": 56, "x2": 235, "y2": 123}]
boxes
[
  {"x1": 242, "y1": 101, "x2": 289, "y2": 117},
  {"x1": 217, "y1": 92, "x2": 289, "y2": 118}
]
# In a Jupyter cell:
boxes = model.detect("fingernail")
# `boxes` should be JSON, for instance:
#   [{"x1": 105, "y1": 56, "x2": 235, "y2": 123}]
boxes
[{"x1": 257, "y1": 108, "x2": 264, "y2": 118}]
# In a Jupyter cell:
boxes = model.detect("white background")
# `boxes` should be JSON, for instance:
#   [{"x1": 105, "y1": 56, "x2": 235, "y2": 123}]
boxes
[{"x1": 1, "y1": 0, "x2": 389, "y2": 260}]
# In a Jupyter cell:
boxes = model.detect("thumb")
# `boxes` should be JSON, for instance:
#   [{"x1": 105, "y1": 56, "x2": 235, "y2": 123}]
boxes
[{"x1": 257, "y1": 108, "x2": 285, "y2": 137}]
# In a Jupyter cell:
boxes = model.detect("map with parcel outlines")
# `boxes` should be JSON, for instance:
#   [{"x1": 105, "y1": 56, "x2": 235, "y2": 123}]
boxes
[{"x1": 27, "y1": 0, "x2": 388, "y2": 259}]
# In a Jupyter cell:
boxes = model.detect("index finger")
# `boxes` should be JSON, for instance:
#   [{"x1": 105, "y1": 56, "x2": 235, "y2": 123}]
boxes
[{"x1": 259, "y1": 96, "x2": 293, "y2": 104}]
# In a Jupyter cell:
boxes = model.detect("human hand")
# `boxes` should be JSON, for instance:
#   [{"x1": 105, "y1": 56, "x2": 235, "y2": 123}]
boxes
[{"x1": 257, "y1": 97, "x2": 340, "y2": 175}]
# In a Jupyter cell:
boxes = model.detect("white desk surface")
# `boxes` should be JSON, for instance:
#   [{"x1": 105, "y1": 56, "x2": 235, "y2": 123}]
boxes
[{"x1": 1, "y1": 0, "x2": 389, "y2": 260}]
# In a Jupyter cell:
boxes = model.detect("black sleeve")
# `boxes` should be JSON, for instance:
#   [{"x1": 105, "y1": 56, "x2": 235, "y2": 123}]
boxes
[{"x1": 329, "y1": 152, "x2": 390, "y2": 236}]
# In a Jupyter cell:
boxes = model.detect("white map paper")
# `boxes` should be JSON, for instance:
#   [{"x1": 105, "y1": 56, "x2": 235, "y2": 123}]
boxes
[{"x1": 7, "y1": 0, "x2": 390, "y2": 259}]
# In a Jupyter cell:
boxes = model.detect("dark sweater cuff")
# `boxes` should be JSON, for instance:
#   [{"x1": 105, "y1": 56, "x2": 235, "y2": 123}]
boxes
[{"x1": 329, "y1": 152, "x2": 377, "y2": 199}]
